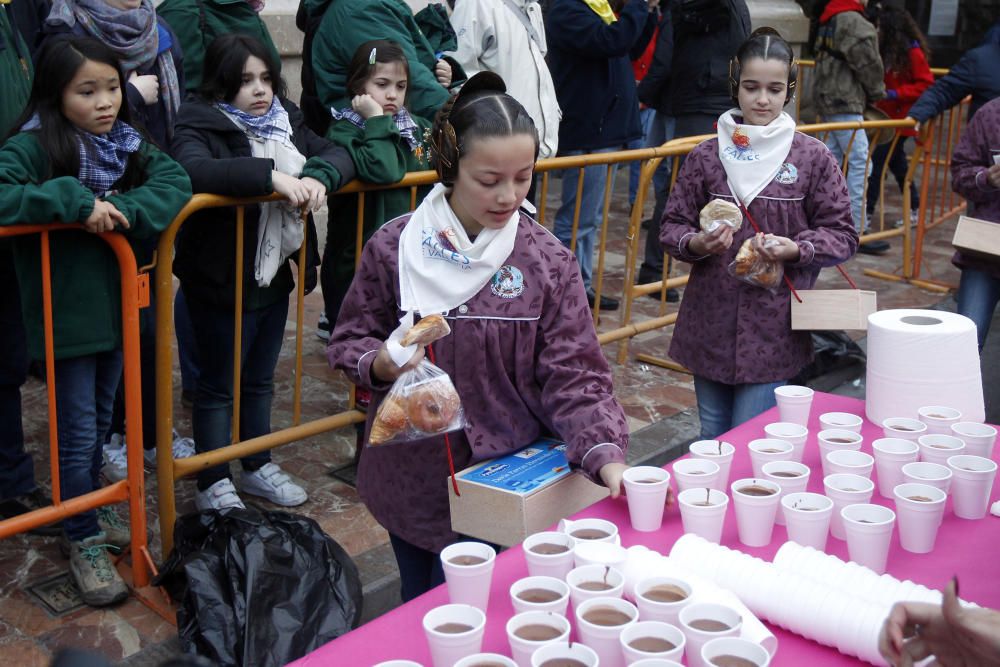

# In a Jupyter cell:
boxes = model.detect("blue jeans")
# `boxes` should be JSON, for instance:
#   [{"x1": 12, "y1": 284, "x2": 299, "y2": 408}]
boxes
[
  {"x1": 54, "y1": 351, "x2": 123, "y2": 540},
  {"x1": 638, "y1": 113, "x2": 677, "y2": 283},
  {"x1": 956, "y1": 267, "x2": 1000, "y2": 350},
  {"x1": 389, "y1": 533, "x2": 446, "y2": 602},
  {"x1": 628, "y1": 108, "x2": 656, "y2": 205},
  {"x1": 554, "y1": 147, "x2": 622, "y2": 289},
  {"x1": 186, "y1": 294, "x2": 289, "y2": 491},
  {"x1": 823, "y1": 113, "x2": 869, "y2": 232},
  {"x1": 174, "y1": 287, "x2": 200, "y2": 394},
  {"x1": 0, "y1": 242, "x2": 34, "y2": 500},
  {"x1": 694, "y1": 376, "x2": 785, "y2": 440}
]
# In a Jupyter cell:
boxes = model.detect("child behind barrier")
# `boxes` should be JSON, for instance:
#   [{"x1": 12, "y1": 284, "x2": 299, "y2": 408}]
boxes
[
  {"x1": 170, "y1": 34, "x2": 354, "y2": 512},
  {"x1": 0, "y1": 37, "x2": 192, "y2": 607}
]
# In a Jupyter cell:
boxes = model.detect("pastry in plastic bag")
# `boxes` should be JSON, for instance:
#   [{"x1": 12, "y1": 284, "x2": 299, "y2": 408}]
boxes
[
  {"x1": 400, "y1": 314, "x2": 451, "y2": 347},
  {"x1": 729, "y1": 238, "x2": 783, "y2": 289},
  {"x1": 699, "y1": 198, "x2": 744, "y2": 233},
  {"x1": 368, "y1": 360, "x2": 465, "y2": 445}
]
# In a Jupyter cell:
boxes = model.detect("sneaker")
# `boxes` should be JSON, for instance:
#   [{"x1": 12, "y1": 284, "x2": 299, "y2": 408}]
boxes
[
  {"x1": 316, "y1": 311, "x2": 331, "y2": 342},
  {"x1": 143, "y1": 433, "x2": 196, "y2": 469},
  {"x1": 893, "y1": 211, "x2": 920, "y2": 229},
  {"x1": 195, "y1": 478, "x2": 246, "y2": 512},
  {"x1": 241, "y1": 463, "x2": 308, "y2": 507},
  {"x1": 0, "y1": 488, "x2": 62, "y2": 536},
  {"x1": 68, "y1": 532, "x2": 128, "y2": 607},
  {"x1": 101, "y1": 435, "x2": 128, "y2": 483}
]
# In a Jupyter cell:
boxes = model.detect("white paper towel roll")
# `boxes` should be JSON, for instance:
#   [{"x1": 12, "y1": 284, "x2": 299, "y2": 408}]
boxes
[{"x1": 866, "y1": 309, "x2": 984, "y2": 426}]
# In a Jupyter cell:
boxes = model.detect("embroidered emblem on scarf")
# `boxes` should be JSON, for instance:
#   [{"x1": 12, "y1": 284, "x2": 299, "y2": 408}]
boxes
[
  {"x1": 422, "y1": 226, "x2": 472, "y2": 269},
  {"x1": 723, "y1": 126, "x2": 760, "y2": 162}
]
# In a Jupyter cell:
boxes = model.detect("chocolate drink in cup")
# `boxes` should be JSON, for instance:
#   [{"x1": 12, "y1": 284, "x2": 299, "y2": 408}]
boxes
[
  {"x1": 582, "y1": 606, "x2": 633, "y2": 626},
  {"x1": 738, "y1": 482, "x2": 776, "y2": 496},
  {"x1": 578, "y1": 565, "x2": 615, "y2": 591},
  {"x1": 689, "y1": 618, "x2": 732, "y2": 632},
  {"x1": 692, "y1": 488, "x2": 714, "y2": 506},
  {"x1": 771, "y1": 471, "x2": 802, "y2": 478},
  {"x1": 711, "y1": 657, "x2": 758, "y2": 667},
  {"x1": 514, "y1": 624, "x2": 563, "y2": 641},
  {"x1": 538, "y1": 660, "x2": 587, "y2": 667},
  {"x1": 449, "y1": 555, "x2": 488, "y2": 566},
  {"x1": 908, "y1": 495, "x2": 934, "y2": 502},
  {"x1": 642, "y1": 583, "x2": 688, "y2": 603},
  {"x1": 828, "y1": 437, "x2": 857, "y2": 443},
  {"x1": 629, "y1": 636, "x2": 676, "y2": 652},
  {"x1": 571, "y1": 528, "x2": 610, "y2": 540},
  {"x1": 436, "y1": 622, "x2": 475, "y2": 633},
  {"x1": 518, "y1": 588, "x2": 563, "y2": 603},
  {"x1": 531, "y1": 543, "x2": 570, "y2": 555}
]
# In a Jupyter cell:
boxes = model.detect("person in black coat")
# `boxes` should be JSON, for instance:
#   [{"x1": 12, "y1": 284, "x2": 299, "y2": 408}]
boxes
[{"x1": 170, "y1": 34, "x2": 355, "y2": 511}]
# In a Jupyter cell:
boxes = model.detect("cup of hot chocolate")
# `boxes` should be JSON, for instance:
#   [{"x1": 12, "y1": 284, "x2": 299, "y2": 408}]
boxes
[
  {"x1": 780, "y1": 492, "x2": 834, "y2": 551},
  {"x1": 917, "y1": 434, "x2": 966, "y2": 467},
  {"x1": 523, "y1": 531, "x2": 576, "y2": 580},
  {"x1": 893, "y1": 482, "x2": 947, "y2": 553},
  {"x1": 774, "y1": 385, "x2": 814, "y2": 426},
  {"x1": 760, "y1": 461, "x2": 810, "y2": 526},
  {"x1": 730, "y1": 478, "x2": 782, "y2": 547},
  {"x1": 559, "y1": 517, "x2": 619, "y2": 545},
  {"x1": 422, "y1": 603, "x2": 487, "y2": 667},
  {"x1": 454, "y1": 654, "x2": 518, "y2": 667},
  {"x1": 882, "y1": 417, "x2": 927, "y2": 442},
  {"x1": 950, "y1": 422, "x2": 997, "y2": 459},
  {"x1": 818, "y1": 411, "x2": 863, "y2": 433},
  {"x1": 825, "y1": 449, "x2": 874, "y2": 479},
  {"x1": 946, "y1": 454, "x2": 998, "y2": 519},
  {"x1": 529, "y1": 641, "x2": 599, "y2": 667},
  {"x1": 817, "y1": 429, "x2": 864, "y2": 476},
  {"x1": 917, "y1": 406, "x2": 962, "y2": 435},
  {"x1": 701, "y1": 637, "x2": 771, "y2": 667},
  {"x1": 566, "y1": 564, "x2": 625, "y2": 609},
  {"x1": 677, "y1": 488, "x2": 730, "y2": 544},
  {"x1": 901, "y1": 461, "x2": 952, "y2": 493},
  {"x1": 689, "y1": 441, "x2": 736, "y2": 491},
  {"x1": 762, "y1": 422, "x2": 808, "y2": 462},
  {"x1": 620, "y1": 620, "x2": 686, "y2": 664},
  {"x1": 673, "y1": 458, "x2": 722, "y2": 493},
  {"x1": 510, "y1": 575, "x2": 571, "y2": 616},
  {"x1": 506, "y1": 610, "x2": 571, "y2": 667},
  {"x1": 440, "y1": 542, "x2": 497, "y2": 611},
  {"x1": 373, "y1": 661, "x2": 423, "y2": 667},
  {"x1": 841, "y1": 503, "x2": 896, "y2": 574},
  {"x1": 747, "y1": 439, "x2": 795, "y2": 478},
  {"x1": 678, "y1": 602, "x2": 743, "y2": 667},
  {"x1": 635, "y1": 575, "x2": 693, "y2": 626},
  {"x1": 823, "y1": 473, "x2": 875, "y2": 540},
  {"x1": 574, "y1": 596, "x2": 639, "y2": 667},
  {"x1": 872, "y1": 438, "x2": 920, "y2": 499},
  {"x1": 623, "y1": 466, "x2": 671, "y2": 532},
  {"x1": 629, "y1": 660, "x2": 683, "y2": 667}
]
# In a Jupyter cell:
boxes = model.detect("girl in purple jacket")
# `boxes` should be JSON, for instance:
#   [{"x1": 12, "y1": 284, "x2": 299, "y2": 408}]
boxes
[
  {"x1": 328, "y1": 73, "x2": 633, "y2": 600},
  {"x1": 660, "y1": 28, "x2": 858, "y2": 438}
]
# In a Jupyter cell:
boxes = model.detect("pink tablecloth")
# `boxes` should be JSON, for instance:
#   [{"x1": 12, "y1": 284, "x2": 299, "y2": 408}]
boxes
[{"x1": 293, "y1": 393, "x2": 1000, "y2": 666}]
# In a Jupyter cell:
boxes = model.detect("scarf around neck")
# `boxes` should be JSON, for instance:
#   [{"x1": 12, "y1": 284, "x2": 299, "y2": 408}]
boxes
[
  {"x1": 217, "y1": 97, "x2": 293, "y2": 144},
  {"x1": 76, "y1": 120, "x2": 143, "y2": 195},
  {"x1": 330, "y1": 106, "x2": 422, "y2": 150},
  {"x1": 716, "y1": 109, "x2": 795, "y2": 208},
  {"x1": 398, "y1": 183, "x2": 520, "y2": 315}
]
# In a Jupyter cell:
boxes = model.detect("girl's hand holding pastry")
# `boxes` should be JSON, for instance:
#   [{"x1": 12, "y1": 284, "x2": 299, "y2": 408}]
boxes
[
  {"x1": 689, "y1": 223, "x2": 735, "y2": 256},
  {"x1": 752, "y1": 232, "x2": 799, "y2": 263}
]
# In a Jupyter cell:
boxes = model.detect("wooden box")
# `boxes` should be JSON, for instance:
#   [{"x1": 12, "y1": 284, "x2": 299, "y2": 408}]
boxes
[
  {"x1": 952, "y1": 215, "x2": 1000, "y2": 260},
  {"x1": 790, "y1": 289, "x2": 877, "y2": 331}
]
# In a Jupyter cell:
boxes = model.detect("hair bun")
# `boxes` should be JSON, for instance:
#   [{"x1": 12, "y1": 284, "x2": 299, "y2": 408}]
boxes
[
  {"x1": 749, "y1": 26, "x2": 783, "y2": 40},
  {"x1": 456, "y1": 71, "x2": 507, "y2": 101}
]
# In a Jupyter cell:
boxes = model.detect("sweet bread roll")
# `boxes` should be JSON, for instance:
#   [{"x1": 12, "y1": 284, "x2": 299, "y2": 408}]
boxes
[
  {"x1": 400, "y1": 314, "x2": 451, "y2": 347},
  {"x1": 699, "y1": 199, "x2": 743, "y2": 233},
  {"x1": 407, "y1": 381, "x2": 461, "y2": 434},
  {"x1": 733, "y1": 239, "x2": 782, "y2": 288},
  {"x1": 369, "y1": 394, "x2": 409, "y2": 445},
  {"x1": 733, "y1": 238, "x2": 757, "y2": 276}
]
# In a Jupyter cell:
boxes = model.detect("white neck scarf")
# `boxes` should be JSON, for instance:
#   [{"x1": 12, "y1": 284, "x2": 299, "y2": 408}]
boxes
[
  {"x1": 398, "y1": 183, "x2": 519, "y2": 315},
  {"x1": 717, "y1": 109, "x2": 796, "y2": 207}
]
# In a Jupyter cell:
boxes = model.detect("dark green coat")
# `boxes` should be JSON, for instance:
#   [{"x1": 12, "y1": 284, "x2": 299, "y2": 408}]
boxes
[
  {"x1": 0, "y1": 133, "x2": 193, "y2": 360},
  {"x1": 0, "y1": 4, "x2": 32, "y2": 137}
]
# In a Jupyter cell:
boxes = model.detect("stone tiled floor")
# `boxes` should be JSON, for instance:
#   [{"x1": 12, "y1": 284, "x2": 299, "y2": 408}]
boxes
[{"x1": 0, "y1": 168, "x2": 966, "y2": 665}]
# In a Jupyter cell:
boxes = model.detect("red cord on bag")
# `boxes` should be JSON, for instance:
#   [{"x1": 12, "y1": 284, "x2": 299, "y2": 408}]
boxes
[{"x1": 426, "y1": 343, "x2": 460, "y2": 497}]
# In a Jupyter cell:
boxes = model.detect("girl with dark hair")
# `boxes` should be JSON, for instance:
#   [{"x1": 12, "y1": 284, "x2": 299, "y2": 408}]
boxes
[
  {"x1": 328, "y1": 72, "x2": 634, "y2": 601},
  {"x1": 866, "y1": 3, "x2": 932, "y2": 227},
  {"x1": 0, "y1": 36, "x2": 191, "y2": 606},
  {"x1": 318, "y1": 39, "x2": 434, "y2": 340},
  {"x1": 170, "y1": 33, "x2": 354, "y2": 512},
  {"x1": 660, "y1": 28, "x2": 858, "y2": 438}
]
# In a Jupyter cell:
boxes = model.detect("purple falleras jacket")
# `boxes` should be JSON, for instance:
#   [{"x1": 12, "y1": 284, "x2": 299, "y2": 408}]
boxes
[
  {"x1": 660, "y1": 131, "x2": 859, "y2": 385},
  {"x1": 327, "y1": 212, "x2": 628, "y2": 552},
  {"x1": 951, "y1": 96, "x2": 1000, "y2": 279}
]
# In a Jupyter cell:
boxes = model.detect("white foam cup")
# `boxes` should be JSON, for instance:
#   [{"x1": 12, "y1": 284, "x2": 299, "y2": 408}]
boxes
[
  {"x1": 701, "y1": 637, "x2": 771, "y2": 667},
  {"x1": 635, "y1": 575, "x2": 693, "y2": 626},
  {"x1": 823, "y1": 473, "x2": 875, "y2": 540},
  {"x1": 506, "y1": 610, "x2": 571, "y2": 667},
  {"x1": 455, "y1": 655, "x2": 517, "y2": 667},
  {"x1": 872, "y1": 438, "x2": 920, "y2": 499},
  {"x1": 566, "y1": 564, "x2": 625, "y2": 609},
  {"x1": 747, "y1": 439, "x2": 795, "y2": 478},
  {"x1": 841, "y1": 503, "x2": 896, "y2": 574},
  {"x1": 422, "y1": 603, "x2": 487, "y2": 667},
  {"x1": 763, "y1": 422, "x2": 809, "y2": 462},
  {"x1": 917, "y1": 406, "x2": 963, "y2": 435},
  {"x1": 510, "y1": 575, "x2": 571, "y2": 616},
  {"x1": 730, "y1": 478, "x2": 782, "y2": 547},
  {"x1": 523, "y1": 531, "x2": 576, "y2": 580},
  {"x1": 893, "y1": 483, "x2": 947, "y2": 553},
  {"x1": 817, "y1": 429, "x2": 864, "y2": 476},
  {"x1": 620, "y1": 620, "x2": 686, "y2": 664},
  {"x1": 825, "y1": 449, "x2": 875, "y2": 479},
  {"x1": 673, "y1": 458, "x2": 721, "y2": 493},
  {"x1": 761, "y1": 460, "x2": 810, "y2": 526},
  {"x1": 780, "y1": 492, "x2": 834, "y2": 551},
  {"x1": 623, "y1": 466, "x2": 671, "y2": 532},
  {"x1": 689, "y1": 441, "x2": 736, "y2": 491},
  {"x1": 819, "y1": 411, "x2": 864, "y2": 433},
  {"x1": 574, "y1": 540, "x2": 629, "y2": 572},
  {"x1": 918, "y1": 434, "x2": 966, "y2": 466},
  {"x1": 560, "y1": 517, "x2": 620, "y2": 545},
  {"x1": 530, "y1": 642, "x2": 599, "y2": 667},
  {"x1": 373, "y1": 662, "x2": 423, "y2": 667},
  {"x1": 950, "y1": 422, "x2": 998, "y2": 459},
  {"x1": 882, "y1": 417, "x2": 927, "y2": 441},
  {"x1": 901, "y1": 461, "x2": 952, "y2": 494},
  {"x1": 440, "y1": 542, "x2": 496, "y2": 611},
  {"x1": 774, "y1": 385, "x2": 814, "y2": 426},
  {"x1": 629, "y1": 660, "x2": 683, "y2": 667},
  {"x1": 678, "y1": 602, "x2": 743, "y2": 667},
  {"x1": 575, "y1": 596, "x2": 639, "y2": 667},
  {"x1": 947, "y1": 454, "x2": 998, "y2": 519},
  {"x1": 677, "y1": 488, "x2": 729, "y2": 543}
]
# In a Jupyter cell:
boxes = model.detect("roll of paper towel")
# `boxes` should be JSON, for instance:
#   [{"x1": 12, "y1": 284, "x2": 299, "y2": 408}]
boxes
[{"x1": 866, "y1": 309, "x2": 983, "y2": 426}]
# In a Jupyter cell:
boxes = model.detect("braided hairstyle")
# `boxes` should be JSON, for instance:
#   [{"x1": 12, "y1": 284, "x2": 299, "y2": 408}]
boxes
[
  {"x1": 430, "y1": 72, "x2": 539, "y2": 186},
  {"x1": 728, "y1": 27, "x2": 797, "y2": 106}
]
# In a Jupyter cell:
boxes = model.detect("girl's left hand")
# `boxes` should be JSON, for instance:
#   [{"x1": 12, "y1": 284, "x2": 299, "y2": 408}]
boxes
[
  {"x1": 299, "y1": 177, "x2": 327, "y2": 212},
  {"x1": 752, "y1": 232, "x2": 800, "y2": 263},
  {"x1": 987, "y1": 164, "x2": 1000, "y2": 189},
  {"x1": 435, "y1": 59, "x2": 453, "y2": 88},
  {"x1": 599, "y1": 462, "x2": 629, "y2": 499}
]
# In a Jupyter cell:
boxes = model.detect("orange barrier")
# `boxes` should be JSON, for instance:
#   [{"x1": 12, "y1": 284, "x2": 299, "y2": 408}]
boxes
[{"x1": 0, "y1": 224, "x2": 153, "y2": 589}]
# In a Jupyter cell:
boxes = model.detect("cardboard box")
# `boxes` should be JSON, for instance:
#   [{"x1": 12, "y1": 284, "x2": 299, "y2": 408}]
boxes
[
  {"x1": 952, "y1": 215, "x2": 1000, "y2": 260},
  {"x1": 448, "y1": 439, "x2": 610, "y2": 547},
  {"x1": 791, "y1": 289, "x2": 877, "y2": 331}
]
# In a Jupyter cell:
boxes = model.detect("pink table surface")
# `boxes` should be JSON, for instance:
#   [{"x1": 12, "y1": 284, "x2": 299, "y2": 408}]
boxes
[{"x1": 293, "y1": 393, "x2": 1000, "y2": 667}]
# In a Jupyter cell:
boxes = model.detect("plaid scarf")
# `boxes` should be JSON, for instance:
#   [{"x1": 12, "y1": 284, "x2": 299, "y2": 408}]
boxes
[
  {"x1": 77, "y1": 120, "x2": 143, "y2": 195},
  {"x1": 330, "y1": 106, "x2": 422, "y2": 150},
  {"x1": 216, "y1": 98, "x2": 293, "y2": 143}
]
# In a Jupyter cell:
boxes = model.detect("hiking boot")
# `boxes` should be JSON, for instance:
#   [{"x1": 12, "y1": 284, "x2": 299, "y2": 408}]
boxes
[
  {"x1": 96, "y1": 506, "x2": 130, "y2": 552},
  {"x1": 68, "y1": 532, "x2": 128, "y2": 607},
  {"x1": 241, "y1": 463, "x2": 308, "y2": 507},
  {"x1": 0, "y1": 488, "x2": 62, "y2": 536},
  {"x1": 195, "y1": 478, "x2": 246, "y2": 512}
]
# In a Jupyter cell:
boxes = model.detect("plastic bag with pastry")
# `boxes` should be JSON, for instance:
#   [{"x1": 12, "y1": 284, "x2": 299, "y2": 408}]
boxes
[
  {"x1": 727, "y1": 237, "x2": 784, "y2": 290},
  {"x1": 400, "y1": 314, "x2": 451, "y2": 347},
  {"x1": 699, "y1": 198, "x2": 744, "y2": 233},
  {"x1": 366, "y1": 359, "x2": 466, "y2": 446}
]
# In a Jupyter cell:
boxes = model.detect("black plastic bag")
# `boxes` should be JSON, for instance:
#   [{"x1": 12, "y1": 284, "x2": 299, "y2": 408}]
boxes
[{"x1": 155, "y1": 508, "x2": 363, "y2": 667}]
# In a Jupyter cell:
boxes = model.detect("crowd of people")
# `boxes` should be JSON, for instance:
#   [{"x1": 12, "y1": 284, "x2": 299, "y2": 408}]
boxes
[{"x1": 0, "y1": 1, "x2": 996, "y2": 653}]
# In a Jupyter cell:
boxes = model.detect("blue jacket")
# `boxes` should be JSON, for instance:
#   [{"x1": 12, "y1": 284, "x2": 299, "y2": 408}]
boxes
[
  {"x1": 908, "y1": 39, "x2": 1000, "y2": 123},
  {"x1": 545, "y1": 0, "x2": 655, "y2": 152}
]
